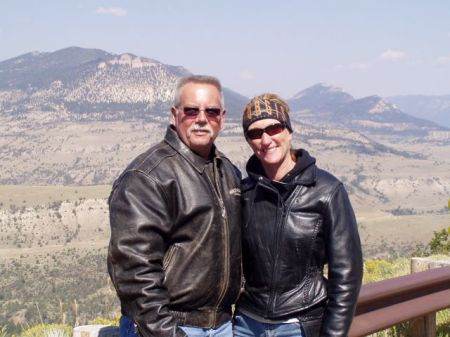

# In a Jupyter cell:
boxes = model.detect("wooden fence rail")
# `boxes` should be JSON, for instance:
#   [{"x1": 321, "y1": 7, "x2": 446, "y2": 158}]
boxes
[{"x1": 349, "y1": 265, "x2": 450, "y2": 337}]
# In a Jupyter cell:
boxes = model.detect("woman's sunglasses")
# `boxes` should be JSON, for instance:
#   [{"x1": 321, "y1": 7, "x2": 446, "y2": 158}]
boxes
[{"x1": 246, "y1": 123, "x2": 286, "y2": 140}]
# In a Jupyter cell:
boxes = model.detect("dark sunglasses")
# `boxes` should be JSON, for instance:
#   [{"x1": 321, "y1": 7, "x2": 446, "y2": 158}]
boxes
[
  {"x1": 246, "y1": 123, "x2": 286, "y2": 140},
  {"x1": 182, "y1": 107, "x2": 222, "y2": 118}
]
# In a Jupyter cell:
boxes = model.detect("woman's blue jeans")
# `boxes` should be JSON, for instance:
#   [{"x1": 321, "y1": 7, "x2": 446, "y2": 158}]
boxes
[
  {"x1": 233, "y1": 313, "x2": 305, "y2": 337},
  {"x1": 119, "y1": 315, "x2": 233, "y2": 337}
]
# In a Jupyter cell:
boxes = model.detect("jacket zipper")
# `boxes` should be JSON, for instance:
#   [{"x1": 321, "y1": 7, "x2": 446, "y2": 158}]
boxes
[
  {"x1": 267, "y1": 199, "x2": 286, "y2": 316},
  {"x1": 266, "y1": 185, "x2": 303, "y2": 316},
  {"x1": 210, "y1": 159, "x2": 230, "y2": 314},
  {"x1": 162, "y1": 245, "x2": 178, "y2": 271}
]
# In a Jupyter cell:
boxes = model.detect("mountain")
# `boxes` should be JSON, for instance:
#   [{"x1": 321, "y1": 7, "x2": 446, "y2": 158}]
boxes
[
  {"x1": 289, "y1": 83, "x2": 354, "y2": 112},
  {"x1": 287, "y1": 83, "x2": 448, "y2": 137},
  {"x1": 0, "y1": 46, "x2": 247, "y2": 120},
  {"x1": 0, "y1": 47, "x2": 112, "y2": 89},
  {"x1": 386, "y1": 95, "x2": 450, "y2": 128},
  {"x1": 1, "y1": 47, "x2": 449, "y2": 187}
]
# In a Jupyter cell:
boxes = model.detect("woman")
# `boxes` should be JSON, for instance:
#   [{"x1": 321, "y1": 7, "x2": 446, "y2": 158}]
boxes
[{"x1": 234, "y1": 93, "x2": 363, "y2": 337}]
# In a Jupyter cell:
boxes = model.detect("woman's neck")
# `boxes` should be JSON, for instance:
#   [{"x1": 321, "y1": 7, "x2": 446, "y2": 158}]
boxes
[{"x1": 263, "y1": 154, "x2": 296, "y2": 181}]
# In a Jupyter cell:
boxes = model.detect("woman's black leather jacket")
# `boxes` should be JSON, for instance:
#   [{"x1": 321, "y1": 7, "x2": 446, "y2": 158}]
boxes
[{"x1": 238, "y1": 149, "x2": 363, "y2": 337}]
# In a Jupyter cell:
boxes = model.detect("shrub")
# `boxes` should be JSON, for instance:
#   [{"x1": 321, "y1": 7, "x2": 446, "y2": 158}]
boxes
[
  {"x1": 88, "y1": 315, "x2": 120, "y2": 326},
  {"x1": 363, "y1": 258, "x2": 410, "y2": 284},
  {"x1": 413, "y1": 227, "x2": 450, "y2": 257}
]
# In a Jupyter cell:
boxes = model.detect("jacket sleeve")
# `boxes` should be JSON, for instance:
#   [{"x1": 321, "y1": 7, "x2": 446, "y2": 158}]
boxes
[
  {"x1": 107, "y1": 170, "x2": 187, "y2": 337},
  {"x1": 321, "y1": 183, "x2": 363, "y2": 337}
]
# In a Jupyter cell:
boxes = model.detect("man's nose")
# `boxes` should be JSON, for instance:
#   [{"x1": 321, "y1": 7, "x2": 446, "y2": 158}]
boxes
[{"x1": 195, "y1": 110, "x2": 208, "y2": 123}]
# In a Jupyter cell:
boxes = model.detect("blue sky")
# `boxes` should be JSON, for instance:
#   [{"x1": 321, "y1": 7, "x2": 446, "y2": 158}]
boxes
[{"x1": 1, "y1": 0, "x2": 449, "y2": 98}]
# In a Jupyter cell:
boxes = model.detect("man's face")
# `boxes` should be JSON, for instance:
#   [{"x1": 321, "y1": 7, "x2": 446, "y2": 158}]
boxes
[{"x1": 171, "y1": 82, "x2": 225, "y2": 158}]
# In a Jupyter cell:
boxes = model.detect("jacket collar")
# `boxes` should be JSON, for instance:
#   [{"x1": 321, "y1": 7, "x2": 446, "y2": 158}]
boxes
[
  {"x1": 164, "y1": 125, "x2": 221, "y2": 173},
  {"x1": 246, "y1": 148, "x2": 317, "y2": 186}
]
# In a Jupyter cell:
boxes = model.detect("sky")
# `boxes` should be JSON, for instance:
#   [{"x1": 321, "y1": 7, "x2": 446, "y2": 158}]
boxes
[{"x1": 1, "y1": 0, "x2": 449, "y2": 99}]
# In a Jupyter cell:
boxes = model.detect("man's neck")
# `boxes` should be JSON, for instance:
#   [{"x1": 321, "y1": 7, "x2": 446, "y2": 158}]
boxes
[{"x1": 192, "y1": 145, "x2": 214, "y2": 160}]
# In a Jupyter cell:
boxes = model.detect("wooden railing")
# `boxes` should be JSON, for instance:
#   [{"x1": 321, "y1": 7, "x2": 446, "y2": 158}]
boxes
[{"x1": 349, "y1": 266, "x2": 450, "y2": 337}]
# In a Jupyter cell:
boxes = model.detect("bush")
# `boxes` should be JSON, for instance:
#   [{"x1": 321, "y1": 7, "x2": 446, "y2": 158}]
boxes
[
  {"x1": 413, "y1": 227, "x2": 450, "y2": 257},
  {"x1": 88, "y1": 315, "x2": 120, "y2": 326},
  {"x1": 363, "y1": 258, "x2": 410, "y2": 284}
]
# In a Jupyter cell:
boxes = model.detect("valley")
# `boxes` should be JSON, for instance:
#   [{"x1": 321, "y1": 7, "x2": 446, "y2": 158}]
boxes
[{"x1": 0, "y1": 46, "x2": 449, "y2": 332}]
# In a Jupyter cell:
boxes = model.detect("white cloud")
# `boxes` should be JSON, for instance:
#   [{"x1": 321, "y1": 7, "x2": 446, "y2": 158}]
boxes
[
  {"x1": 436, "y1": 55, "x2": 450, "y2": 66},
  {"x1": 380, "y1": 49, "x2": 407, "y2": 61},
  {"x1": 96, "y1": 7, "x2": 127, "y2": 17},
  {"x1": 240, "y1": 70, "x2": 254, "y2": 81}
]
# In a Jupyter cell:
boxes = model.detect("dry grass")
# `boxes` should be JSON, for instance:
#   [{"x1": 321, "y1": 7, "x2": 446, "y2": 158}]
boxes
[{"x1": 0, "y1": 185, "x2": 111, "y2": 209}]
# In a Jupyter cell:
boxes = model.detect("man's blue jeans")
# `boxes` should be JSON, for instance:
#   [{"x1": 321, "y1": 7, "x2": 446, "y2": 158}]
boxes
[
  {"x1": 233, "y1": 313, "x2": 305, "y2": 337},
  {"x1": 119, "y1": 315, "x2": 232, "y2": 337}
]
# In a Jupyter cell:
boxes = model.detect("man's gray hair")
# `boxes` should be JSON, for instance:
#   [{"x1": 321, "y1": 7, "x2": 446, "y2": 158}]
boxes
[{"x1": 173, "y1": 75, "x2": 225, "y2": 108}]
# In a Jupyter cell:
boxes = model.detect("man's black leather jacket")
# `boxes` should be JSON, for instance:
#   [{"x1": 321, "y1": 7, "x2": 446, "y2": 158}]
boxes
[
  {"x1": 107, "y1": 126, "x2": 242, "y2": 337},
  {"x1": 238, "y1": 149, "x2": 363, "y2": 337}
]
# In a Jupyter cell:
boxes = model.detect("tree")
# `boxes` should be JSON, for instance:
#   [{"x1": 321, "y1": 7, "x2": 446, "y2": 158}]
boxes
[{"x1": 428, "y1": 227, "x2": 450, "y2": 255}]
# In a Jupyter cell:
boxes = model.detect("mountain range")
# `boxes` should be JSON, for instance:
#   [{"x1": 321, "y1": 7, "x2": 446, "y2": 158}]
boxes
[
  {"x1": 288, "y1": 83, "x2": 447, "y2": 137},
  {"x1": 0, "y1": 46, "x2": 449, "y2": 187},
  {"x1": 387, "y1": 94, "x2": 450, "y2": 128},
  {"x1": 0, "y1": 47, "x2": 448, "y2": 135},
  {"x1": 0, "y1": 46, "x2": 248, "y2": 120}
]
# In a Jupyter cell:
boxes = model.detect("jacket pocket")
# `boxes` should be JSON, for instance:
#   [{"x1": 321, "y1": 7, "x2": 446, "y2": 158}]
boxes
[{"x1": 283, "y1": 212, "x2": 322, "y2": 283}]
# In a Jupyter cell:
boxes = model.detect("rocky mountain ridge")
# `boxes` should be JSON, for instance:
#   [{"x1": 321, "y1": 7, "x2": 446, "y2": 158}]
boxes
[
  {"x1": 287, "y1": 83, "x2": 447, "y2": 137},
  {"x1": 1, "y1": 47, "x2": 448, "y2": 132},
  {"x1": 0, "y1": 47, "x2": 247, "y2": 120},
  {"x1": 387, "y1": 94, "x2": 450, "y2": 128}
]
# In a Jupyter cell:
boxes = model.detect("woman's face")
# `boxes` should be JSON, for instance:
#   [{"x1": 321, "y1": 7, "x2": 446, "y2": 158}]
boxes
[{"x1": 246, "y1": 118, "x2": 292, "y2": 169}]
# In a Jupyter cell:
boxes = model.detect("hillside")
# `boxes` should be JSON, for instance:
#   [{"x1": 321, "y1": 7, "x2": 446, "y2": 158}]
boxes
[{"x1": 0, "y1": 47, "x2": 247, "y2": 120}]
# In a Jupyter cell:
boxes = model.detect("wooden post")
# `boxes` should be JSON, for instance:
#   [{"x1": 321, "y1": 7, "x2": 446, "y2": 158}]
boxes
[
  {"x1": 410, "y1": 257, "x2": 450, "y2": 337},
  {"x1": 411, "y1": 315, "x2": 436, "y2": 337}
]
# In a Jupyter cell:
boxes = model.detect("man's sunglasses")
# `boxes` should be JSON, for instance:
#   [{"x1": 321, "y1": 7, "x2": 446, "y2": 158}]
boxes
[
  {"x1": 182, "y1": 107, "x2": 222, "y2": 118},
  {"x1": 246, "y1": 123, "x2": 286, "y2": 140}
]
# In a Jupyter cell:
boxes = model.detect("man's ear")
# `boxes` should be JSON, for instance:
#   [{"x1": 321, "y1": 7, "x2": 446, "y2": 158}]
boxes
[
  {"x1": 170, "y1": 106, "x2": 177, "y2": 126},
  {"x1": 220, "y1": 109, "x2": 226, "y2": 130}
]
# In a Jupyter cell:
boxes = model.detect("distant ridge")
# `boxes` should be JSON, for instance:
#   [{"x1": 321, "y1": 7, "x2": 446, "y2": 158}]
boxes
[
  {"x1": 0, "y1": 47, "x2": 448, "y2": 134},
  {"x1": 0, "y1": 46, "x2": 248, "y2": 119},
  {"x1": 387, "y1": 94, "x2": 450, "y2": 128},
  {"x1": 287, "y1": 83, "x2": 447, "y2": 136}
]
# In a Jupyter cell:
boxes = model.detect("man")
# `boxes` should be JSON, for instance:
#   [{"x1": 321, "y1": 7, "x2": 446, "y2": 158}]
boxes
[{"x1": 107, "y1": 75, "x2": 242, "y2": 337}]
